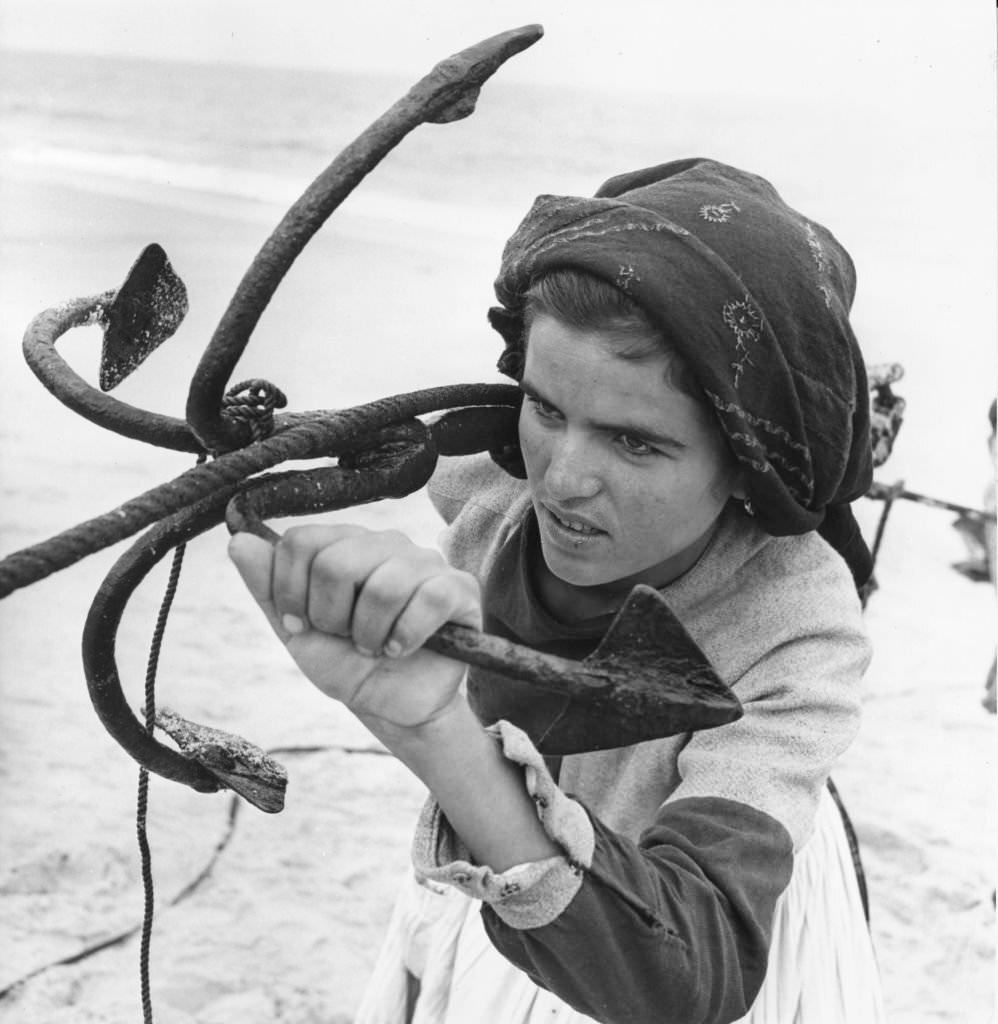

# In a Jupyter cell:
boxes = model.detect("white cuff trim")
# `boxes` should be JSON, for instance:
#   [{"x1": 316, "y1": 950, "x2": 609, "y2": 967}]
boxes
[{"x1": 411, "y1": 720, "x2": 595, "y2": 929}]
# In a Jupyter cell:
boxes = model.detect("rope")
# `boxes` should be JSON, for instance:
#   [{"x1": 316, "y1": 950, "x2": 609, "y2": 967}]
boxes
[
  {"x1": 135, "y1": 453, "x2": 202, "y2": 1023},
  {"x1": 220, "y1": 379, "x2": 288, "y2": 442},
  {"x1": 136, "y1": 766, "x2": 154, "y2": 1024}
]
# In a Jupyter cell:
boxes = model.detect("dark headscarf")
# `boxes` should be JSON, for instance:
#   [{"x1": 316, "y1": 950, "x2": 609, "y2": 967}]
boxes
[{"x1": 488, "y1": 158, "x2": 874, "y2": 587}]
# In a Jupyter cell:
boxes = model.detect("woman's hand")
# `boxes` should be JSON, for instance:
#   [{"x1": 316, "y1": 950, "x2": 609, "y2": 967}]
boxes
[
  {"x1": 228, "y1": 524, "x2": 481, "y2": 732},
  {"x1": 231, "y1": 524, "x2": 562, "y2": 873}
]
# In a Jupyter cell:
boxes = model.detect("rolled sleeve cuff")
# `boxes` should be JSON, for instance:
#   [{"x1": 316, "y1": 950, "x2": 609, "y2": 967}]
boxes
[{"x1": 411, "y1": 720, "x2": 595, "y2": 930}]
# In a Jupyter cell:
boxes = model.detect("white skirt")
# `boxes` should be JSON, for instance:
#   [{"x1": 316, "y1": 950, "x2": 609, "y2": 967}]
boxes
[{"x1": 355, "y1": 787, "x2": 885, "y2": 1024}]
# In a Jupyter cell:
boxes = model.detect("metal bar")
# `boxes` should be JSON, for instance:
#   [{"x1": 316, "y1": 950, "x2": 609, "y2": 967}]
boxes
[{"x1": 867, "y1": 481, "x2": 990, "y2": 524}]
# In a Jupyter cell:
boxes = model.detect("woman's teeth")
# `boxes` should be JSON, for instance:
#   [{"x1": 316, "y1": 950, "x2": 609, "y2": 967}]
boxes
[{"x1": 554, "y1": 511, "x2": 599, "y2": 534}]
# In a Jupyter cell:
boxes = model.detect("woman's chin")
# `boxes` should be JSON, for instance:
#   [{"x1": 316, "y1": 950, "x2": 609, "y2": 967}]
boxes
[{"x1": 538, "y1": 538, "x2": 620, "y2": 592}]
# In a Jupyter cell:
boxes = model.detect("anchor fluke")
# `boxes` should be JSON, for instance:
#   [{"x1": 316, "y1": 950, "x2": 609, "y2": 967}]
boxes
[
  {"x1": 424, "y1": 583, "x2": 742, "y2": 749},
  {"x1": 155, "y1": 707, "x2": 288, "y2": 813},
  {"x1": 99, "y1": 243, "x2": 188, "y2": 391},
  {"x1": 424, "y1": 24, "x2": 544, "y2": 124}
]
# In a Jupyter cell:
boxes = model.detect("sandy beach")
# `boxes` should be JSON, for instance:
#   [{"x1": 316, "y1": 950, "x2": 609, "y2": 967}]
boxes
[{"x1": 1, "y1": 124, "x2": 995, "y2": 1024}]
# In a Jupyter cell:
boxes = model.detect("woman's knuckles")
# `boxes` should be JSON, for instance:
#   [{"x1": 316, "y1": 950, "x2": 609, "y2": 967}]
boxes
[
  {"x1": 309, "y1": 544, "x2": 360, "y2": 589},
  {"x1": 304, "y1": 591, "x2": 354, "y2": 636},
  {"x1": 412, "y1": 574, "x2": 464, "y2": 614}
]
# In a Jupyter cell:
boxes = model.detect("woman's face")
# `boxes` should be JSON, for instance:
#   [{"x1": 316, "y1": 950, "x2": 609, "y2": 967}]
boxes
[{"x1": 518, "y1": 314, "x2": 741, "y2": 613}]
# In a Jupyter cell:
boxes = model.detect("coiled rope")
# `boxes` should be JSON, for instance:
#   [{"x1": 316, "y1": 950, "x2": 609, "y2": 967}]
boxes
[{"x1": 220, "y1": 379, "x2": 288, "y2": 443}]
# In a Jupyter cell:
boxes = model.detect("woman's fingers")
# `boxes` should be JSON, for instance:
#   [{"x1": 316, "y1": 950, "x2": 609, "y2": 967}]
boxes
[
  {"x1": 261, "y1": 524, "x2": 481, "y2": 657},
  {"x1": 227, "y1": 531, "x2": 281, "y2": 631},
  {"x1": 350, "y1": 557, "x2": 481, "y2": 656},
  {"x1": 270, "y1": 523, "x2": 367, "y2": 633},
  {"x1": 381, "y1": 570, "x2": 482, "y2": 657},
  {"x1": 228, "y1": 524, "x2": 480, "y2": 726}
]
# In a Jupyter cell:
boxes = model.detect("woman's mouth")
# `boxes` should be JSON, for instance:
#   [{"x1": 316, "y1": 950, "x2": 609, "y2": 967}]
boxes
[{"x1": 541, "y1": 504, "x2": 607, "y2": 545}]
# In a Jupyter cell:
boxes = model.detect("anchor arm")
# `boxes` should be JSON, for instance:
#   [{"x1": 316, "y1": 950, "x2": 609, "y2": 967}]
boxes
[
  {"x1": 21, "y1": 292, "x2": 202, "y2": 453},
  {"x1": 82, "y1": 490, "x2": 238, "y2": 799},
  {"x1": 186, "y1": 25, "x2": 543, "y2": 453},
  {"x1": 75, "y1": 394, "x2": 519, "y2": 808},
  {"x1": 0, "y1": 383, "x2": 519, "y2": 598}
]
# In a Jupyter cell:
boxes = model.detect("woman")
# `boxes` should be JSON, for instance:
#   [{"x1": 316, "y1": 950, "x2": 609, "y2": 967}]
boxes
[{"x1": 230, "y1": 158, "x2": 884, "y2": 1023}]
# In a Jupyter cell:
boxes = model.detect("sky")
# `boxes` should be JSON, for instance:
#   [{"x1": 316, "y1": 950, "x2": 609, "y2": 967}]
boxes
[{"x1": 1, "y1": 0, "x2": 994, "y2": 109}]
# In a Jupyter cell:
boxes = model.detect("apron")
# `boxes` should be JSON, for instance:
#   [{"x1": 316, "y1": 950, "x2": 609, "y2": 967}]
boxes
[{"x1": 355, "y1": 787, "x2": 885, "y2": 1024}]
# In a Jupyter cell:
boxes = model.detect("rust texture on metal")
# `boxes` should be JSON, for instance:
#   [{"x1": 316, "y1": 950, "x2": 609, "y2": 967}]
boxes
[
  {"x1": 155, "y1": 708, "x2": 288, "y2": 814},
  {"x1": 100, "y1": 243, "x2": 189, "y2": 391},
  {"x1": 423, "y1": 585, "x2": 740, "y2": 747},
  {"x1": 0, "y1": 24, "x2": 742, "y2": 810}
]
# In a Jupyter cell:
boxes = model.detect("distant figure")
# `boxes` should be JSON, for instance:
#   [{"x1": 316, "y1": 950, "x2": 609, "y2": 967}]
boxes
[
  {"x1": 983, "y1": 399, "x2": 996, "y2": 713},
  {"x1": 951, "y1": 400, "x2": 996, "y2": 571}
]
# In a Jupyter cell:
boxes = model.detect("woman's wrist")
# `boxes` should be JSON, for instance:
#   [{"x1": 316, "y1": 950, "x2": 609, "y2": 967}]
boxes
[{"x1": 353, "y1": 686, "x2": 471, "y2": 756}]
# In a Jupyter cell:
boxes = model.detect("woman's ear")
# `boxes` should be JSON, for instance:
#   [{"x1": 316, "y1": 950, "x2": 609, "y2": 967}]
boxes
[
  {"x1": 729, "y1": 469, "x2": 747, "y2": 504},
  {"x1": 728, "y1": 474, "x2": 754, "y2": 518}
]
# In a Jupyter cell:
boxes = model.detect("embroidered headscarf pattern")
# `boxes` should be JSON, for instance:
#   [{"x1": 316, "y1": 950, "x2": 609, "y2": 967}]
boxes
[
  {"x1": 804, "y1": 222, "x2": 829, "y2": 273},
  {"x1": 616, "y1": 264, "x2": 641, "y2": 292},
  {"x1": 805, "y1": 221, "x2": 837, "y2": 309},
  {"x1": 700, "y1": 201, "x2": 741, "y2": 223},
  {"x1": 490, "y1": 158, "x2": 875, "y2": 585},
  {"x1": 721, "y1": 295, "x2": 763, "y2": 387}
]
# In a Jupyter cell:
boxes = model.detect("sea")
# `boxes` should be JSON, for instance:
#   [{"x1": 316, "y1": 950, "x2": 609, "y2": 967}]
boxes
[
  {"x1": 0, "y1": 48, "x2": 729, "y2": 239},
  {"x1": 0, "y1": 47, "x2": 957, "y2": 242}
]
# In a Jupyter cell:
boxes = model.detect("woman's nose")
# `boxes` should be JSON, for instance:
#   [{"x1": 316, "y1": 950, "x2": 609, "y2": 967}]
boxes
[{"x1": 543, "y1": 433, "x2": 601, "y2": 500}]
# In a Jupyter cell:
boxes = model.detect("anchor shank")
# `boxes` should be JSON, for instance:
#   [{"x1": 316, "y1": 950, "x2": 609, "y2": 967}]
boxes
[{"x1": 424, "y1": 623, "x2": 612, "y2": 699}]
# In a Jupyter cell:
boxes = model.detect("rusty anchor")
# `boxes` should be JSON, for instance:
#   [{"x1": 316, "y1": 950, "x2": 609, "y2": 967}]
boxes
[
  {"x1": 0, "y1": 25, "x2": 741, "y2": 814},
  {"x1": 231, "y1": 491, "x2": 740, "y2": 757}
]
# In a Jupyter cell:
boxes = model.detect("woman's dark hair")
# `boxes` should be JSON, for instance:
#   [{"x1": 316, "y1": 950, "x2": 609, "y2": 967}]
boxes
[{"x1": 522, "y1": 269, "x2": 700, "y2": 399}]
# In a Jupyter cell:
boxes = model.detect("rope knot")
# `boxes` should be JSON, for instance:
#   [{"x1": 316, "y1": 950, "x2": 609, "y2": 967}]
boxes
[{"x1": 221, "y1": 379, "x2": 288, "y2": 442}]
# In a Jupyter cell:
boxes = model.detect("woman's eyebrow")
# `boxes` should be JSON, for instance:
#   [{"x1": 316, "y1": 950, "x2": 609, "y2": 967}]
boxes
[
  {"x1": 519, "y1": 377, "x2": 687, "y2": 450},
  {"x1": 519, "y1": 378, "x2": 550, "y2": 405}
]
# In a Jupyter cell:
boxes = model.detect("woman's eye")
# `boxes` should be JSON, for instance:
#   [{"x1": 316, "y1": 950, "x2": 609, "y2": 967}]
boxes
[
  {"x1": 527, "y1": 396, "x2": 560, "y2": 420},
  {"x1": 617, "y1": 434, "x2": 657, "y2": 456}
]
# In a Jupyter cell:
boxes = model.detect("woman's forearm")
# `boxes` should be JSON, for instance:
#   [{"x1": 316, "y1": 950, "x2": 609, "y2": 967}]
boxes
[{"x1": 361, "y1": 697, "x2": 560, "y2": 872}]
